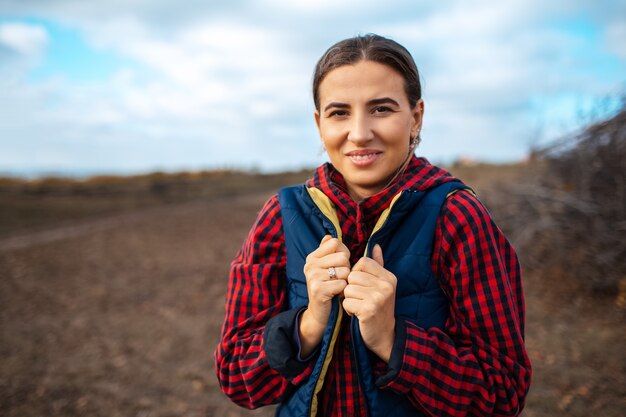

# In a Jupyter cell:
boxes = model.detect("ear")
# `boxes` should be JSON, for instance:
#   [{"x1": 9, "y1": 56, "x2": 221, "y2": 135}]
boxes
[
  {"x1": 410, "y1": 99, "x2": 424, "y2": 137},
  {"x1": 314, "y1": 110, "x2": 325, "y2": 149},
  {"x1": 314, "y1": 110, "x2": 321, "y2": 133}
]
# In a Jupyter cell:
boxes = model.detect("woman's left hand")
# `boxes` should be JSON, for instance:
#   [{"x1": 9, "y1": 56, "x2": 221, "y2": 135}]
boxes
[{"x1": 342, "y1": 244, "x2": 397, "y2": 363}]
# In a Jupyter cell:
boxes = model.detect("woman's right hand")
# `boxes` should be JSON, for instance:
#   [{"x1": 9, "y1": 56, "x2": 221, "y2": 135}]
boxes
[{"x1": 299, "y1": 235, "x2": 350, "y2": 356}]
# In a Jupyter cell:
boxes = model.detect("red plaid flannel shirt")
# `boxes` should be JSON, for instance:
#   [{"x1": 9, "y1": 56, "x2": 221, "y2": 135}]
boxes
[{"x1": 215, "y1": 156, "x2": 531, "y2": 416}]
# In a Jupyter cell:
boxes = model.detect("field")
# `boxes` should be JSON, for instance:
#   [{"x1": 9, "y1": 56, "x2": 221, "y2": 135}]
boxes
[{"x1": 0, "y1": 165, "x2": 624, "y2": 416}]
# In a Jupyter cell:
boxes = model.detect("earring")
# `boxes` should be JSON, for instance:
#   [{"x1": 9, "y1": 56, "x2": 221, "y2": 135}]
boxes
[{"x1": 410, "y1": 134, "x2": 419, "y2": 148}]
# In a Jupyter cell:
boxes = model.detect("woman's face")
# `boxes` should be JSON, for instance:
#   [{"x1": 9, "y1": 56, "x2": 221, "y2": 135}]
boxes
[{"x1": 315, "y1": 60, "x2": 423, "y2": 201}]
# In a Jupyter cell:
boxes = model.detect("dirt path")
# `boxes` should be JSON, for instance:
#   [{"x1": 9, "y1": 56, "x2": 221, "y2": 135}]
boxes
[
  {"x1": 0, "y1": 192, "x2": 275, "y2": 417},
  {"x1": 0, "y1": 194, "x2": 267, "y2": 253}
]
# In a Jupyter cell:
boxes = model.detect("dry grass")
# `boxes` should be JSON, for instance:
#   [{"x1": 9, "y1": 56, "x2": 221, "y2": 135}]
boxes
[{"x1": 0, "y1": 170, "x2": 311, "y2": 237}]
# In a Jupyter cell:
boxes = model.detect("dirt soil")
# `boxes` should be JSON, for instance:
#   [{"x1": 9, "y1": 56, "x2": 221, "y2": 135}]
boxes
[{"x1": 1, "y1": 171, "x2": 624, "y2": 416}]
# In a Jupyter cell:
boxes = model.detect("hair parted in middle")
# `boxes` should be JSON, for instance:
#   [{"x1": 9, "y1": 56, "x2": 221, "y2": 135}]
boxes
[{"x1": 312, "y1": 33, "x2": 422, "y2": 111}]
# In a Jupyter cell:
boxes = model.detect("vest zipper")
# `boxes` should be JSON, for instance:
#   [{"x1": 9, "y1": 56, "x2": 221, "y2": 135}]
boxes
[
  {"x1": 306, "y1": 187, "x2": 407, "y2": 417},
  {"x1": 353, "y1": 190, "x2": 406, "y2": 417},
  {"x1": 306, "y1": 187, "x2": 345, "y2": 417}
]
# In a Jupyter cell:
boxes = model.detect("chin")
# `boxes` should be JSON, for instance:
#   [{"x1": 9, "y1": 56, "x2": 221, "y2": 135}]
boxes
[{"x1": 347, "y1": 176, "x2": 389, "y2": 194}]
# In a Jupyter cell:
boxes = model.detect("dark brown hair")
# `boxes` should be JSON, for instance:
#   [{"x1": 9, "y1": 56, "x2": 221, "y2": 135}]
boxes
[{"x1": 312, "y1": 34, "x2": 422, "y2": 111}]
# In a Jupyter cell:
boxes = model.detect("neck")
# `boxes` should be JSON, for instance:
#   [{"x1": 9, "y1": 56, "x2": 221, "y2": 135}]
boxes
[
  {"x1": 346, "y1": 185, "x2": 373, "y2": 203},
  {"x1": 345, "y1": 175, "x2": 393, "y2": 203}
]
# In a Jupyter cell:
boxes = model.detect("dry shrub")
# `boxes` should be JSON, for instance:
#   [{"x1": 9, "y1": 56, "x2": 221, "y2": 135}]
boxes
[{"x1": 494, "y1": 105, "x2": 626, "y2": 296}]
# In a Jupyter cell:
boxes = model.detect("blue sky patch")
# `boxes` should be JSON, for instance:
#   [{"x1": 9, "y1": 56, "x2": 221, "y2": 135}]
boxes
[{"x1": 1, "y1": 17, "x2": 140, "y2": 83}]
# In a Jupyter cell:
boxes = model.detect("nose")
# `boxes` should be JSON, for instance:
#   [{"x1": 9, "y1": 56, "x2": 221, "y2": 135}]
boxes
[{"x1": 347, "y1": 112, "x2": 374, "y2": 144}]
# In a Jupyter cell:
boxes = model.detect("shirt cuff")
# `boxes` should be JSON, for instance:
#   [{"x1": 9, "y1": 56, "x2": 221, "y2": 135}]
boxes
[
  {"x1": 374, "y1": 319, "x2": 407, "y2": 387},
  {"x1": 263, "y1": 306, "x2": 318, "y2": 381},
  {"x1": 293, "y1": 308, "x2": 321, "y2": 362}
]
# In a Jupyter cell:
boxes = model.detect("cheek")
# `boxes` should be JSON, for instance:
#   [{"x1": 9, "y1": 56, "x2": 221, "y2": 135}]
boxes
[
  {"x1": 386, "y1": 123, "x2": 411, "y2": 146},
  {"x1": 319, "y1": 125, "x2": 344, "y2": 148}
]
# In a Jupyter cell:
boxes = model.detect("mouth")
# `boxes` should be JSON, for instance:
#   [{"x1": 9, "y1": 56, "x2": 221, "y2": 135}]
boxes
[{"x1": 345, "y1": 150, "x2": 382, "y2": 166}]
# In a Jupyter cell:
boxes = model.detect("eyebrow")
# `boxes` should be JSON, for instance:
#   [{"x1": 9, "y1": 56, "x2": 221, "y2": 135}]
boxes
[
  {"x1": 368, "y1": 97, "x2": 400, "y2": 107},
  {"x1": 323, "y1": 102, "x2": 350, "y2": 112},
  {"x1": 323, "y1": 97, "x2": 401, "y2": 112}
]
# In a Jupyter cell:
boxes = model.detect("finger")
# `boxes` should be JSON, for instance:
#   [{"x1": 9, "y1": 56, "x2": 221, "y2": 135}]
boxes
[
  {"x1": 342, "y1": 297, "x2": 360, "y2": 317},
  {"x1": 352, "y1": 256, "x2": 384, "y2": 275},
  {"x1": 316, "y1": 236, "x2": 344, "y2": 257},
  {"x1": 346, "y1": 270, "x2": 379, "y2": 286},
  {"x1": 316, "y1": 252, "x2": 351, "y2": 269},
  {"x1": 371, "y1": 244, "x2": 384, "y2": 267},
  {"x1": 311, "y1": 278, "x2": 347, "y2": 299},
  {"x1": 329, "y1": 266, "x2": 351, "y2": 281},
  {"x1": 343, "y1": 283, "x2": 368, "y2": 300},
  {"x1": 319, "y1": 235, "x2": 350, "y2": 258},
  {"x1": 324, "y1": 279, "x2": 348, "y2": 296},
  {"x1": 305, "y1": 251, "x2": 350, "y2": 282},
  {"x1": 348, "y1": 265, "x2": 395, "y2": 287},
  {"x1": 307, "y1": 236, "x2": 339, "y2": 260},
  {"x1": 312, "y1": 266, "x2": 350, "y2": 282}
]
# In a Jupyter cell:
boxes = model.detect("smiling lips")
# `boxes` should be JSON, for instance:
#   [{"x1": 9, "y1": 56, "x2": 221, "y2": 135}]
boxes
[{"x1": 345, "y1": 150, "x2": 383, "y2": 166}]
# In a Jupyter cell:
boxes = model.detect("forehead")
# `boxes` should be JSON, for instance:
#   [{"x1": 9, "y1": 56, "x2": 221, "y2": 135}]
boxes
[{"x1": 318, "y1": 60, "x2": 407, "y2": 105}]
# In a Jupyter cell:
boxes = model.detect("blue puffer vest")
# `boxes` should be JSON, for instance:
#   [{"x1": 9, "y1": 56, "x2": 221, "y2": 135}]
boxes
[{"x1": 276, "y1": 181, "x2": 471, "y2": 417}]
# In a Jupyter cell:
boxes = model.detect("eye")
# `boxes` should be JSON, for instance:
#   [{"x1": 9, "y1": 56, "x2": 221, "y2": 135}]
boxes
[
  {"x1": 328, "y1": 110, "x2": 349, "y2": 118},
  {"x1": 372, "y1": 106, "x2": 393, "y2": 114}
]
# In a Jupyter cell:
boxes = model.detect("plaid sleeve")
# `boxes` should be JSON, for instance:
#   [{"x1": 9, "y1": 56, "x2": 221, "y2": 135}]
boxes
[
  {"x1": 214, "y1": 195, "x2": 314, "y2": 409},
  {"x1": 376, "y1": 190, "x2": 532, "y2": 416}
]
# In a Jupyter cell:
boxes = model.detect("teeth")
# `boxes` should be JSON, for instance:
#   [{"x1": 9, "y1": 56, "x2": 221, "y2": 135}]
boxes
[{"x1": 350, "y1": 154, "x2": 374, "y2": 160}]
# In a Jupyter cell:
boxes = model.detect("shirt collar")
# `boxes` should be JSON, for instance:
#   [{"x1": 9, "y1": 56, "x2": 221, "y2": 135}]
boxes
[{"x1": 307, "y1": 155, "x2": 457, "y2": 222}]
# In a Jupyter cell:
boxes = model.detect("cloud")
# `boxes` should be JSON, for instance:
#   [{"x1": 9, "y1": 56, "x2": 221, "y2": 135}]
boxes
[
  {"x1": 0, "y1": 13, "x2": 324, "y2": 174},
  {"x1": 0, "y1": 22, "x2": 48, "y2": 56},
  {"x1": 375, "y1": 0, "x2": 626, "y2": 153},
  {"x1": 0, "y1": 21, "x2": 49, "y2": 82},
  {"x1": 0, "y1": 1, "x2": 624, "y2": 175},
  {"x1": 605, "y1": 21, "x2": 626, "y2": 59}
]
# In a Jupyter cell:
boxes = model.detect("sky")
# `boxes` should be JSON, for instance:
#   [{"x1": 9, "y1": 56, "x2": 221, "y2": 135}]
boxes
[{"x1": 0, "y1": 0, "x2": 625, "y2": 177}]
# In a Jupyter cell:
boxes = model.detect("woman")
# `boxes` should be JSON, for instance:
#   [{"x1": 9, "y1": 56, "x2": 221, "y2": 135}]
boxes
[{"x1": 215, "y1": 34, "x2": 531, "y2": 417}]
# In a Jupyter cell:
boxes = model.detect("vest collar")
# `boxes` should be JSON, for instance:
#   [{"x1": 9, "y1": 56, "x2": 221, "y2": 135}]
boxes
[{"x1": 306, "y1": 156, "x2": 457, "y2": 226}]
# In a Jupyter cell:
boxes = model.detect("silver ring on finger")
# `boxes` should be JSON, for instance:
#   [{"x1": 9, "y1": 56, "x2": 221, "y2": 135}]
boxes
[{"x1": 328, "y1": 267, "x2": 337, "y2": 280}]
